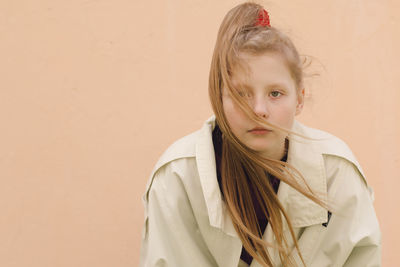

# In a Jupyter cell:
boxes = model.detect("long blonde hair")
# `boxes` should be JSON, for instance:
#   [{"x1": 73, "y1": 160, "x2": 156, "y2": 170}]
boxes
[{"x1": 208, "y1": 3, "x2": 325, "y2": 266}]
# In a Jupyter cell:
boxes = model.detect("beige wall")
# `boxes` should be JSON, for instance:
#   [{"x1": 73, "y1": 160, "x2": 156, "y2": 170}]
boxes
[{"x1": 0, "y1": 0, "x2": 398, "y2": 266}]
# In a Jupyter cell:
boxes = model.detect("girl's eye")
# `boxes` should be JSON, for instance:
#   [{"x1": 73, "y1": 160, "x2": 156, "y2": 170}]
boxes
[
  {"x1": 238, "y1": 91, "x2": 251, "y2": 98},
  {"x1": 270, "y1": 91, "x2": 281, "y2": 98}
]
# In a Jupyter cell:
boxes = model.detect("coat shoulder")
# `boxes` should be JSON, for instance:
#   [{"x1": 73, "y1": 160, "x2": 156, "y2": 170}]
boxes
[
  {"x1": 294, "y1": 121, "x2": 368, "y2": 186},
  {"x1": 295, "y1": 122, "x2": 360, "y2": 165},
  {"x1": 153, "y1": 130, "x2": 199, "y2": 171},
  {"x1": 143, "y1": 130, "x2": 200, "y2": 201}
]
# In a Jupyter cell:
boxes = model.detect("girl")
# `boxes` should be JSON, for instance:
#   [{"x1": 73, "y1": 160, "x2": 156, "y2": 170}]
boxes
[{"x1": 139, "y1": 2, "x2": 381, "y2": 267}]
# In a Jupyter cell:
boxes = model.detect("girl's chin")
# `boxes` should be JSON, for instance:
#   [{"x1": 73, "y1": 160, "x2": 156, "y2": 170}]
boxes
[{"x1": 248, "y1": 145, "x2": 271, "y2": 155}]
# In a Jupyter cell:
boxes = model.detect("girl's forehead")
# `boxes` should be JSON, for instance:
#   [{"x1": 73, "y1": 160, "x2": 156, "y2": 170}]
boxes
[
  {"x1": 230, "y1": 52, "x2": 295, "y2": 88},
  {"x1": 233, "y1": 51, "x2": 290, "y2": 74}
]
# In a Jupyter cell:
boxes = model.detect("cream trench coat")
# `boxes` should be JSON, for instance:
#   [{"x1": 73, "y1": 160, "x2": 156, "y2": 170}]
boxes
[{"x1": 139, "y1": 116, "x2": 381, "y2": 267}]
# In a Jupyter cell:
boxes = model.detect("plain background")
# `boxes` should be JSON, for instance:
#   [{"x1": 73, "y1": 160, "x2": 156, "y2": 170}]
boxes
[{"x1": 0, "y1": 0, "x2": 398, "y2": 266}]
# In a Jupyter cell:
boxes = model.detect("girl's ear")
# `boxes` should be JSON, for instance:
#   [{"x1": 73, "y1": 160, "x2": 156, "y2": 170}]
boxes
[{"x1": 295, "y1": 88, "x2": 305, "y2": 115}]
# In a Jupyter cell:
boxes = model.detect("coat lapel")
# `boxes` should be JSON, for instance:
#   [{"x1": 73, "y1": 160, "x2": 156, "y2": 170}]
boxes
[
  {"x1": 196, "y1": 116, "x2": 244, "y2": 267},
  {"x1": 251, "y1": 122, "x2": 329, "y2": 267}
]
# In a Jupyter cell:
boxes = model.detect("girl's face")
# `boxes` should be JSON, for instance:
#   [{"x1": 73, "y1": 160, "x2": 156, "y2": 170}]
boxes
[{"x1": 222, "y1": 52, "x2": 304, "y2": 160}]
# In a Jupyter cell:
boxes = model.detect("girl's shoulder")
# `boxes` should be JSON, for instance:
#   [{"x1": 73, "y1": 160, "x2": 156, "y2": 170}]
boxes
[
  {"x1": 148, "y1": 116, "x2": 217, "y2": 179},
  {"x1": 292, "y1": 121, "x2": 373, "y2": 197},
  {"x1": 151, "y1": 130, "x2": 200, "y2": 174},
  {"x1": 292, "y1": 120, "x2": 365, "y2": 176},
  {"x1": 142, "y1": 126, "x2": 206, "y2": 204}
]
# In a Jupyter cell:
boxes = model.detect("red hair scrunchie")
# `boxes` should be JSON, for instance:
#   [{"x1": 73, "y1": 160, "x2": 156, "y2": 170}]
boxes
[{"x1": 255, "y1": 9, "x2": 270, "y2": 27}]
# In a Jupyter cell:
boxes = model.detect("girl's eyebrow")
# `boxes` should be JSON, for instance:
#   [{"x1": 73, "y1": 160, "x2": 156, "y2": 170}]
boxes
[
  {"x1": 267, "y1": 83, "x2": 289, "y2": 89},
  {"x1": 234, "y1": 82, "x2": 289, "y2": 89}
]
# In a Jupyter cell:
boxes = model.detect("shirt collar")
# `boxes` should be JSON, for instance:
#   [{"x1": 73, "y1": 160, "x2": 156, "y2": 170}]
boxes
[{"x1": 195, "y1": 116, "x2": 328, "y2": 236}]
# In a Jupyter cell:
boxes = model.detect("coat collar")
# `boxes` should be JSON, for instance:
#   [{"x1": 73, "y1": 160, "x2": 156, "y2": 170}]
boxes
[
  {"x1": 195, "y1": 116, "x2": 238, "y2": 236},
  {"x1": 284, "y1": 120, "x2": 328, "y2": 227},
  {"x1": 195, "y1": 116, "x2": 328, "y2": 237}
]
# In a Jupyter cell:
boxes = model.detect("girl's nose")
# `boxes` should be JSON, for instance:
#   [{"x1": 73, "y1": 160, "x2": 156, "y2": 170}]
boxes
[{"x1": 252, "y1": 97, "x2": 269, "y2": 118}]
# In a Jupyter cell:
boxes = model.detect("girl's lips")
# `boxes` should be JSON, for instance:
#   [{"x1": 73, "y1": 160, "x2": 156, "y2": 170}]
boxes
[{"x1": 248, "y1": 129, "x2": 271, "y2": 134}]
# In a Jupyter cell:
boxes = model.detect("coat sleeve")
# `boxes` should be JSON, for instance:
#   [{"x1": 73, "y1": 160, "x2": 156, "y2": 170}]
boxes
[
  {"x1": 309, "y1": 156, "x2": 381, "y2": 267},
  {"x1": 139, "y1": 161, "x2": 217, "y2": 267},
  {"x1": 340, "y1": 158, "x2": 381, "y2": 267}
]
